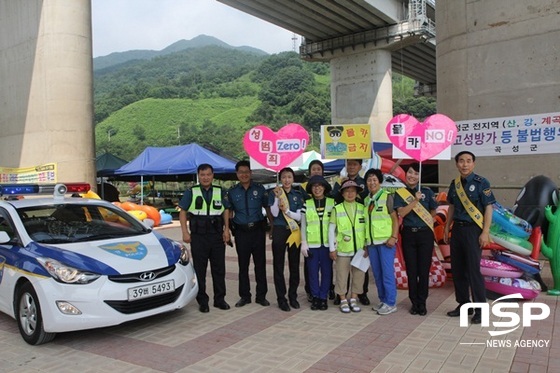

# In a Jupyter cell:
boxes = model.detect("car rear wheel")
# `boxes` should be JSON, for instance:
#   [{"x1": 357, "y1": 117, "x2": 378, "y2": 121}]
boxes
[{"x1": 15, "y1": 282, "x2": 56, "y2": 345}]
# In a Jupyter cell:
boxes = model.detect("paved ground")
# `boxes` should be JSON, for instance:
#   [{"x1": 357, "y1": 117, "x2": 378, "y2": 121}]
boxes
[{"x1": 0, "y1": 223, "x2": 557, "y2": 373}]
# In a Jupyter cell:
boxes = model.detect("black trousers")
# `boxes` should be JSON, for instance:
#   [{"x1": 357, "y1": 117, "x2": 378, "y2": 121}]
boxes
[
  {"x1": 271, "y1": 227, "x2": 300, "y2": 303},
  {"x1": 191, "y1": 232, "x2": 226, "y2": 305},
  {"x1": 234, "y1": 227, "x2": 268, "y2": 300},
  {"x1": 401, "y1": 229, "x2": 434, "y2": 307},
  {"x1": 450, "y1": 224, "x2": 486, "y2": 305}
]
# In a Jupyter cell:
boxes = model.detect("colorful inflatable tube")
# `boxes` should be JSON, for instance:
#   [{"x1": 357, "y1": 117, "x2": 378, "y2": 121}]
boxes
[
  {"x1": 490, "y1": 226, "x2": 532, "y2": 255},
  {"x1": 480, "y1": 258, "x2": 523, "y2": 278},
  {"x1": 492, "y1": 202, "x2": 532, "y2": 238},
  {"x1": 484, "y1": 276, "x2": 540, "y2": 300},
  {"x1": 492, "y1": 253, "x2": 541, "y2": 275}
]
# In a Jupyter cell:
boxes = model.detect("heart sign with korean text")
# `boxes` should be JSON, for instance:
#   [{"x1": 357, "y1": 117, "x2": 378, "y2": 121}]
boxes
[
  {"x1": 243, "y1": 123, "x2": 309, "y2": 172},
  {"x1": 385, "y1": 114, "x2": 458, "y2": 162}
]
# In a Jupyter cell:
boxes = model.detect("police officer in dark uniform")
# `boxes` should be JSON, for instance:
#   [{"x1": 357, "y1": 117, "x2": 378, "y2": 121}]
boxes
[
  {"x1": 444, "y1": 151, "x2": 495, "y2": 324},
  {"x1": 331, "y1": 159, "x2": 370, "y2": 306},
  {"x1": 223, "y1": 160, "x2": 271, "y2": 308},
  {"x1": 393, "y1": 163, "x2": 437, "y2": 316},
  {"x1": 179, "y1": 163, "x2": 230, "y2": 313}
]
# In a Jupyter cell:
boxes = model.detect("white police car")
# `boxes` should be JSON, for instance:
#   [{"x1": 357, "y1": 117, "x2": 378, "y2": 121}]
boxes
[{"x1": 0, "y1": 183, "x2": 198, "y2": 345}]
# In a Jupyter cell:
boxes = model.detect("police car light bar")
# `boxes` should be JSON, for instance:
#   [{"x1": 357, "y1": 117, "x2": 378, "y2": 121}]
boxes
[{"x1": 0, "y1": 183, "x2": 90, "y2": 196}]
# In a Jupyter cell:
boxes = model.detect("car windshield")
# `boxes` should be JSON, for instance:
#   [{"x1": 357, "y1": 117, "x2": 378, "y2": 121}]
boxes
[{"x1": 18, "y1": 203, "x2": 150, "y2": 244}]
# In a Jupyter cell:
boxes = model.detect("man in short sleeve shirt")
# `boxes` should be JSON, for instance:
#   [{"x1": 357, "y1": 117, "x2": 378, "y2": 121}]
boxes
[{"x1": 444, "y1": 151, "x2": 495, "y2": 324}]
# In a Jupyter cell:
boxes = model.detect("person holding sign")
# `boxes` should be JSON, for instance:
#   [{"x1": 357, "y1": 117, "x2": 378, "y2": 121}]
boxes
[
  {"x1": 269, "y1": 167, "x2": 304, "y2": 311},
  {"x1": 443, "y1": 151, "x2": 495, "y2": 324},
  {"x1": 394, "y1": 163, "x2": 437, "y2": 316}
]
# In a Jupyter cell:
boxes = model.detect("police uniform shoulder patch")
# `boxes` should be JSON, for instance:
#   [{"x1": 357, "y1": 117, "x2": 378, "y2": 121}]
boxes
[
  {"x1": 483, "y1": 188, "x2": 492, "y2": 197},
  {"x1": 473, "y1": 175, "x2": 483, "y2": 182}
]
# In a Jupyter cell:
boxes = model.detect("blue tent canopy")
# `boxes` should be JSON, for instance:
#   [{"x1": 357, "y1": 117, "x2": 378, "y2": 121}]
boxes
[{"x1": 114, "y1": 143, "x2": 236, "y2": 176}]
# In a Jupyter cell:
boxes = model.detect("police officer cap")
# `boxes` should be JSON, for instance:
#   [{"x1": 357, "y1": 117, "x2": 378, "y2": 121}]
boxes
[
  {"x1": 340, "y1": 179, "x2": 364, "y2": 193},
  {"x1": 306, "y1": 175, "x2": 332, "y2": 194}
]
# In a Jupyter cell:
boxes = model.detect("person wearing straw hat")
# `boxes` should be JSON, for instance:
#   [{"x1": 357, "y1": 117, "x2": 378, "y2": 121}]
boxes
[
  {"x1": 331, "y1": 159, "x2": 371, "y2": 306},
  {"x1": 394, "y1": 162, "x2": 437, "y2": 316},
  {"x1": 301, "y1": 175, "x2": 335, "y2": 310},
  {"x1": 328, "y1": 179, "x2": 367, "y2": 313}
]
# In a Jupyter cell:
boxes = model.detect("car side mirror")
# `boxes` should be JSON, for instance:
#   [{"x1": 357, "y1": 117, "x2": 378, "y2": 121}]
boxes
[{"x1": 0, "y1": 231, "x2": 11, "y2": 244}]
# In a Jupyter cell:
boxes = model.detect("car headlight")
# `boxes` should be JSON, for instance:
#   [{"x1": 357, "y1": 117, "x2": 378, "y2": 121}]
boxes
[
  {"x1": 37, "y1": 258, "x2": 101, "y2": 284},
  {"x1": 178, "y1": 242, "x2": 191, "y2": 265}
]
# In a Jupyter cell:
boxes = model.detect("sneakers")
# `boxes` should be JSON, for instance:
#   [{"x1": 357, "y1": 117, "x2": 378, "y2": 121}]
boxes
[
  {"x1": 377, "y1": 304, "x2": 397, "y2": 315},
  {"x1": 372, "y1": 302, "x2": 385, "y2": 312}
]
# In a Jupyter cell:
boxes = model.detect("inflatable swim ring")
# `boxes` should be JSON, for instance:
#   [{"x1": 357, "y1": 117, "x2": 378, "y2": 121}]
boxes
[
  {"x1": 480, "y1": 258, "x2": 523, "y2": 278},
  {"x1": 492, "y1": 202, "x2": 532, "y2": 238},
  {"x1": 492, "y1": 253, "x2": 540, "y2": 275},
  {"x1": 490, "y1": 225, "x2": 532, "y2": 255},
  {"x1": 484, "y1": 276, "x2": 540, "y2": 299}
]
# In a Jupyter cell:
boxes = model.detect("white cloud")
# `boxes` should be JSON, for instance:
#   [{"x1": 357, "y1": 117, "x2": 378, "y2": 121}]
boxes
[{"x1": 92, "y1": 0, "x2": 298, "y2": 57}]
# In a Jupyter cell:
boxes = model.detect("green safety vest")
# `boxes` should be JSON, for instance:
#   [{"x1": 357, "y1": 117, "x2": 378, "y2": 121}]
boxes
[
  {"x1": 333, "y1": 202, "x2": 366, "y2": 253},
  {"x1": 305, "y1": 197, "x2": 335, "y2": 246},
  {"x1": 364, "y1": 190, "x2": 392, "y2": 244},
  {"x1": 188, "y1": 186, "x2": 224, "y2": 216}
]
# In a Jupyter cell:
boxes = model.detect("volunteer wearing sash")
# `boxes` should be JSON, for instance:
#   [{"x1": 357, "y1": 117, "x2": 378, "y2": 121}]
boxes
[
  {"x1": 363, "y1": 169, "x2": 400, "y2": 315},
  {"x1": 270, "y1": 167, "x2": 304, "y2": 311},
  {"x1": 301, "y1": 175, "x2": 334, "y2": 311},
  {"x1": 179, "y1": 163, "x2": 230, "y2": 313},
  {"x1": 443, "y1": 151, "x2": 495, "y2": 324},
  {"x1": 394, "y1": 163, "x2": 437, "y2": 316},
  {"x1": 328, "y1": 179, "x2": 367, "y2": 313}
]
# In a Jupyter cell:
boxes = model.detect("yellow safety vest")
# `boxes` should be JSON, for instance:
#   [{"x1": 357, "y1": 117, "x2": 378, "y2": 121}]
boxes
[
  {"x1": 188, "y1": 186, "x2": 224, "y2": 216},
  {"x1": 305, "y1": 197, "x2": 335, "y2": 246},
  {"x1": 365, "y1": 190, "x2": 392, "y2": 244},
  {"x1": 334, "y1": 202, "x2": 366, "y2": 253}
]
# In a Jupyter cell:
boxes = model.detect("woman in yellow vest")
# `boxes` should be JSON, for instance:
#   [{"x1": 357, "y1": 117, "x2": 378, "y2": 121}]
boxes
[
  {"x1": 363, "y1": 168, "x2": 400, "y2": 315},
  {"x1": 301, "y1": 175, "x2": 335, "y2": 310},
  {"x1": 328, "y1": 179, "x2": 367, "y2": 313}
]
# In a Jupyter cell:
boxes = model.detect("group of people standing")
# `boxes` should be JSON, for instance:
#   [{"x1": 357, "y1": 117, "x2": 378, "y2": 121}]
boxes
[{"x1": 179, "y1": 151, "x2": 494, "y2": 325}]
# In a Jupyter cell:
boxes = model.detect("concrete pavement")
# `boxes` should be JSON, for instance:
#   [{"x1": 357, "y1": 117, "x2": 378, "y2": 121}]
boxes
[{"x1": 0, "y1": 223, "x2": 557, "y2": 373}]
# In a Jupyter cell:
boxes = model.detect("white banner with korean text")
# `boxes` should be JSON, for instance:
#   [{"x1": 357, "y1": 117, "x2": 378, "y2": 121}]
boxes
[{"x1": 451, "y1": 112, "x2": 560, "y2": 156}]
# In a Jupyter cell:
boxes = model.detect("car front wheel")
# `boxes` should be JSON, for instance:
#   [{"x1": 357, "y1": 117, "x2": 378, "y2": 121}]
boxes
[{"x1": 15, "y1": 282, "x2": 56, "y2": 345}]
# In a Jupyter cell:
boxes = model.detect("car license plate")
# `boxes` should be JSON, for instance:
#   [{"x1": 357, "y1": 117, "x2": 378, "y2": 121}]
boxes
[{"x1": 128, "y1": 280, "x2": 175, "y2": 301}]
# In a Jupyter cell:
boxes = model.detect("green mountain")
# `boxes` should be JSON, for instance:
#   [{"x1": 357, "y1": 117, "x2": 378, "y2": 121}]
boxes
[
  {"x1": 93, "y1": 34, "x2": 267, "y2": 71},
  {"x1": 93, "y1": 36, "x2": 434, "y2": 164}
]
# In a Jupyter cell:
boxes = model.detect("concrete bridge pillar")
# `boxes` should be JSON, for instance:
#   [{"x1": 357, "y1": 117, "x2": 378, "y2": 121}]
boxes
[
  {"x1": 330, "y1": 49, "x2": 392, "y2": 144},
  {"x1": 0, "y1": 0, "x2": 95, "y2": 186}
]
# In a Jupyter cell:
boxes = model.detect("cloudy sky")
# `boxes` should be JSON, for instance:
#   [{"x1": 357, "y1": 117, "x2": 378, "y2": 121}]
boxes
[{"x1": 91, "y1": 0, "x2": 297, "y2": 57}]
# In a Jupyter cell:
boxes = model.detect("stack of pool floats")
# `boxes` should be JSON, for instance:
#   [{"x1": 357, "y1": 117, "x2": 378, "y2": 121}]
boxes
[{"x1": 481, "y1": 202, "x2": 542, "y2": 299}]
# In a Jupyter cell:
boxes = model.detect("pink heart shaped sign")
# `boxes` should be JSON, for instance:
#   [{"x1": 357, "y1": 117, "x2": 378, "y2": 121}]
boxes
[
  {"x1": 385, "y1": 114, "x2": 458, "y2": 161},
  {"x1": 243, "y1": 123, "x2": 309, "y2": 172}
]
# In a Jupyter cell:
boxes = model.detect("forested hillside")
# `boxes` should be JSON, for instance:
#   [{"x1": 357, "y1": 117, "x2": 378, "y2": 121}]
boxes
[{"x1": 94, "y1": 37, "x2": 434, "y2": 162}]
